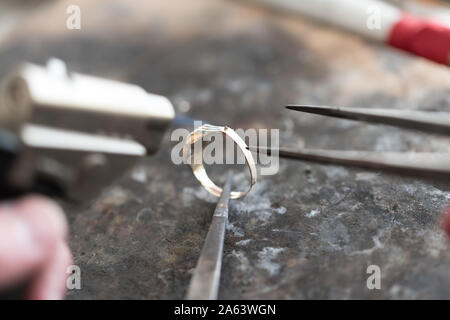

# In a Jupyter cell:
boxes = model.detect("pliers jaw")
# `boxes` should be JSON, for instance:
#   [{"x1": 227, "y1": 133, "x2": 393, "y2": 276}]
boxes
[{"x1": 0, "y1": 59, "x2": 174, "y2": 204}]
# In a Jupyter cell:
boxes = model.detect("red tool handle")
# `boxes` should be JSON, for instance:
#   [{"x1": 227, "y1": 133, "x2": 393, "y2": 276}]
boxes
[{"x1": 388, "y1": 14, "x2": 450, "y2": 66}]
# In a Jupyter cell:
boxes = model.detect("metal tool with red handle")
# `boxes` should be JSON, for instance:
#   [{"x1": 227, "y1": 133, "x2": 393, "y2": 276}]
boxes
[{"x1": 246, "y1": 0, "x2": 450, "y2": 66}]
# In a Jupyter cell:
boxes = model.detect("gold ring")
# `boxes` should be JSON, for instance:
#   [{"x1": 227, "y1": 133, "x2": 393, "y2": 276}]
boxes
[{"x1": 182, "y1": 124, "x2": 257, "y2": 199}]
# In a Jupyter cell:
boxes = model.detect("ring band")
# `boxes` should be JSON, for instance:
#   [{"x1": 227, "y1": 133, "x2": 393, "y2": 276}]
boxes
[{"x1": 182, "y1": 124, "x2": 257, "y2": 199}]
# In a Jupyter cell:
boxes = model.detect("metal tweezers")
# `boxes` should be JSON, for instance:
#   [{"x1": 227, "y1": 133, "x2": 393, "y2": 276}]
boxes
[
  {"x1": 186, "y1": 173, "x2": 233, "y2": 300},
  {"x1": 250, "y1": 105, "x2": 450, "y2": 180},
  {"x1": 185, "y1": 105, "x2": 450, "y2": 299}
]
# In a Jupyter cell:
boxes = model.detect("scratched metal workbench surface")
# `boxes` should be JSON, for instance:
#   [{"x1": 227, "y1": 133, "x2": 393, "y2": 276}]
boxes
[{"x1": 1, "y1": 0, "x2": 450, "y2": 299}]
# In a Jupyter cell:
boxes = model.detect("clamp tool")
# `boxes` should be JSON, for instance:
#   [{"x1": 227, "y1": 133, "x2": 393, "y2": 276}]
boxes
[{"x1": 0, "y1": 58, "x2": 176, "y2": 204}]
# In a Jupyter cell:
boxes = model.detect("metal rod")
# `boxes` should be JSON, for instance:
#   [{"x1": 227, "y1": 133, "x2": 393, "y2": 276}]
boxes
[
  {"x1": 249, "y1": 146, "x2": 450, "y2": 180},
  {"x1": 286, "y1": 105, "x2": 450, "y2": 136},
  {"x1": 185, "y1": 172, "x2": 233, "y2": 300},
  {"x1": 171, "y1": 115, "x2": 205, "y2": 128}
]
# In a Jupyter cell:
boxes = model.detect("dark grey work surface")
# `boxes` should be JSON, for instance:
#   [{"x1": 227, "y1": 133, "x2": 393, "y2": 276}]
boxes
[{"x1": 0, "y1": 0, "x2": 450, "y2": 299}]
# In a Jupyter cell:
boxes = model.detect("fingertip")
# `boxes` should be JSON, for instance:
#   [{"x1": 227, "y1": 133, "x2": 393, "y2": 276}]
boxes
[
  {"x1": 0, "y1": 196, "x2": 71, "y2": 294},
  {"x1": 15, "y1": 195, "x2": 68, "y2": 242},
  {"x1": 0, "y1": 213, "x2": 43, "y2": 287},
  {"x1": 26, "y1": 241, "x2": 73, "y2": 300},
  {"x1": 51, "y1": 242, "x2": 73, "y2": 300}
]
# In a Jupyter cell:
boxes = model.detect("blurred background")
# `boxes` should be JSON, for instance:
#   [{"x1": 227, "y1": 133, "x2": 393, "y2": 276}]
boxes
[{"x1": 0, "y1": 0, "x2": 450, "y2": 299}]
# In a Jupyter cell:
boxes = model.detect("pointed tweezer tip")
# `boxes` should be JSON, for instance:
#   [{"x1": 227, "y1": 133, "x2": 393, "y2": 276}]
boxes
[
  {"x1": 246, "y1": 145, "x2": 271, "y2": 154},
  {"x1": 286, "y1": 104, "x2": 325, "y2": 111},
  {"x1": 285, "y1": 105, "x2": 300, "y2": 111}
]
